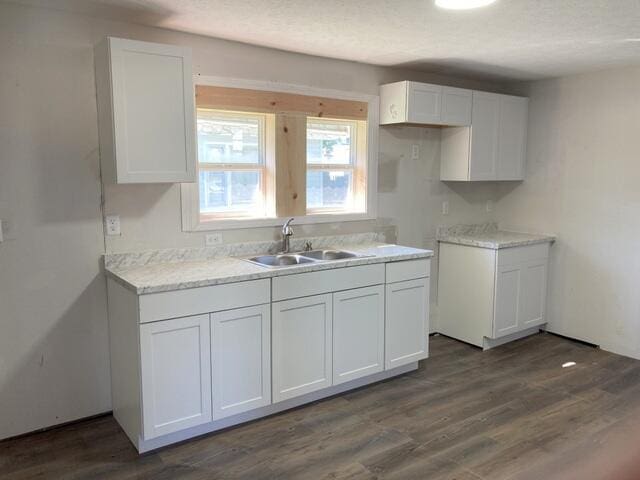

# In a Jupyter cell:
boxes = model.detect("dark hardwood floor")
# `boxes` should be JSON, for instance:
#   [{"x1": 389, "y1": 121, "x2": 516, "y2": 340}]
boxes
[{"x1": 4, "y1": 332, "x2": 640, "y2": 480}]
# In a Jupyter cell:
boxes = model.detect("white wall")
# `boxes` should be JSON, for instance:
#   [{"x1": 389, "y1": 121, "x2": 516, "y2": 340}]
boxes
[
  {"x1": 497, "y1": 67, "x2": 640, "y2": 359},
  {"x1": 0, "y1": 1, "x2": 505, "y2": 439}
]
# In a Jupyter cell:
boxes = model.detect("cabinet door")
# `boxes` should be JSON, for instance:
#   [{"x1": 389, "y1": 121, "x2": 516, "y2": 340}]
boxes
[
  {"x1": 211, "y1": 305, "x2": 270, "y2": 419},
  {"x1": 493, "y1": 264, "x2": 522, "y2": 338},
  {"x1": 333, "y1": 286, "x2": 385, "y2": 385},
  {"x1": 519, "y1": 259, "x2": 547, "y2": 328},
  {"x1": 469, "y1": 92, "x2": 500, "y2": 180},
  {"x1": 140, "y1": 314, "x2": 211, "y2": 439},
  {"x1": 441, "y1": 87, "x2": 472, "y2": 126},
  {"x1": 497, "y1": 95, "x2": 528, "y2": 180},
  {"x1": 385, "y1": 278, "x2": 429, "y2": 369},
  {"x1": 407, "y1": 82, "x2": 442, "y2": 124},
  {"x1": 272, "y1": 294, "x2": 333, "y2": 402},
  {"x1": 108, "y1": 37, "x2": 196, "y2": 183}
]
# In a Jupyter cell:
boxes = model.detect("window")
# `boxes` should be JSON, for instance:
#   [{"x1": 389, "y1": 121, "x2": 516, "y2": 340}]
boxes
[
  {"x1": 182, "y1": 81, "x2": 377, "y2": 231},
  {"x1": 196, "y1": 109, "x2": 274, "y2": 219},
  {"x1": 307, "y1": 118, "x2": 367, "y2": 214}
]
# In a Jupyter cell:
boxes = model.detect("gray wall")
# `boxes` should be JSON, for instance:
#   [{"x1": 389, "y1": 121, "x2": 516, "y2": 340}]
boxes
[
  {"x1": 0, "y1": 2, "x2": 504, "y2": 439},
  {"x1": 497, "y1": 67, "x2": 640, "y2": 359}
]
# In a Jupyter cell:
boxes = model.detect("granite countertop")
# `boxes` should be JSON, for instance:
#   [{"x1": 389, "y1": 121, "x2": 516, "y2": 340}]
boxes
[
  {"x1": 105, "y1": 240, "x2": 433, "y2": 295},
  {"x1": 437, "y1": 223, "x2": 555, "y2": 250}
]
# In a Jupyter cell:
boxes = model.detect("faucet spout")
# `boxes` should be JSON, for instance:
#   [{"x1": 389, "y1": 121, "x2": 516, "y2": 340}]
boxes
[{"x1": 280, "y1": 217, "x2": 295, "y2": 253}]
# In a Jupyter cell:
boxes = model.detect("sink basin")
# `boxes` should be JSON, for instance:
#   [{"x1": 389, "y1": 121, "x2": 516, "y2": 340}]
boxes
[
  {"x1": 245, "y1": 254, "x2": 316, "y2": 268},
  {"x1": 301, "y1": 249, "x2": 359, "y2": 260}
]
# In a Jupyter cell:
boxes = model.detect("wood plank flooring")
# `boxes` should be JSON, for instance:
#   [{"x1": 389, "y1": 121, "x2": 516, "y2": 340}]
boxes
[{"x1": 3, "y1": 332, "x2": 640, "y2": 479}]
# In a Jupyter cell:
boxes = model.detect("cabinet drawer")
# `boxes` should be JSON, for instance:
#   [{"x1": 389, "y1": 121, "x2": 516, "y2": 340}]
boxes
[
  {"x1": 386, "y1": 259, "x2": 430, "y2": 284},
  {"x1": 497, "y1": 243, "x2": 549, "y2": 267},
  {"x1": 272, "y1": 264, "x2": 385, "y2": 302},
  {"x1": 139, "y1": 279, "x2": 270, "y2": 323}
]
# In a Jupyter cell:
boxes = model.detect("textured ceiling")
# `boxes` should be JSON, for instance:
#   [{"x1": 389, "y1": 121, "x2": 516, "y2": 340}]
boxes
[{"x1": 9, "y1": 0, "x2": 640, "y2": 81}]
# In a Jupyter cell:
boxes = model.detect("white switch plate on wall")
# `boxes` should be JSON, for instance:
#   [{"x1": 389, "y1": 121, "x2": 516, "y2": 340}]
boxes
[{"x1": 105, "y1": 215, "x2": 121, "y2": 236}]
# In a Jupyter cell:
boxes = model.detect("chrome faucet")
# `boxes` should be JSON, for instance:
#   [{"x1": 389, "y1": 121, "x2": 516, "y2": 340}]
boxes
[{"x1": 280, "y1": 217, "x2": 295, "y2": 253}]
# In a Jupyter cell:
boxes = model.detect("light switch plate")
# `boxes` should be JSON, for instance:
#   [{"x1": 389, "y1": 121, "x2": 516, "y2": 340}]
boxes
[{"x1": 105, "y1": 215, "x2": 121, "y2": 236}]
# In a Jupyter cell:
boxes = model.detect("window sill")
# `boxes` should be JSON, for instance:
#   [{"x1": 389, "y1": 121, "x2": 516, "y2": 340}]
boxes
[{"x1": 185, "y1": 212, "x2": 377, "y2": 232}]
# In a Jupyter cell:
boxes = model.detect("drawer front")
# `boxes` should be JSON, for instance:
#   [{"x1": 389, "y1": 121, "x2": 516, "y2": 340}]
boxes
[
  {"x1": 386, "y1": 259, "x2": 431, "y2": 284},
  {"x1": 497, "y1": 243, "x2": 549, "y2": 267},
  {"x1": 272, "y1": 264, "x2": 385, "y2": 302},
  {"x1": 139, "y1": 279, "x2": 270, "y2": 323}
]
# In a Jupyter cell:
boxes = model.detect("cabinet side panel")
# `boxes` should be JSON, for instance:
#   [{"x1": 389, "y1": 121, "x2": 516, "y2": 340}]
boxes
[
  {"x1": 107, "y1": 278, "x2": 141, "y2": 449},
  {"x1": 440, "y1": 127, "x2": 471, "y2": 181},
  {"x1": 94, "y1": 38, "x2": 116, "y2": 184},
  {"x1": 379, "y1": 81, "x2": 408, "y2": 124},
  {"x1": 436, "y1": 244, "x2": 495, "y2": 346}
]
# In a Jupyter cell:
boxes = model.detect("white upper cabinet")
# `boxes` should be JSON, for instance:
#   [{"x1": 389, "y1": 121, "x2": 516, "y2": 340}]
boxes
[
  {"x1": 441, "y1": 91, "x2": 529, "y2": 181},
  {"x1": 380, "y1": 81, "x2": 472, "y2": 126},
  {"x1": 94, "y1": 37, "x2": 197, "y2": 183}
]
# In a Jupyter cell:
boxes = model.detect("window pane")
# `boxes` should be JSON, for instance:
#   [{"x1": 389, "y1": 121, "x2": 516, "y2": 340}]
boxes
[
  {"x1": 197, "y1": 111, "x2": 262, "y2": 164},
  {"x1": 199, "y1": 170, "x2": 262, "y2": 213},
  {"x1": 307, "y1": 170, "x2": 353, "y2": 209},
  {"x1": 307, "y1": 120, "x2": 353, "y2": 165}
]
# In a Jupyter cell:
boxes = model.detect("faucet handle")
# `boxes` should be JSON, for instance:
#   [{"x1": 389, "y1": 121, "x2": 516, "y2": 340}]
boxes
[{"x1": 304, "y1": 241, "x2": 313, "y2": 252}]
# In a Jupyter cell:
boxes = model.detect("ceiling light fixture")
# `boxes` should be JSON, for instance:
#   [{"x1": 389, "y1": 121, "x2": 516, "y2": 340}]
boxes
[{"x1": 435, "y1": 0, "x2": 497, "y2": 9}]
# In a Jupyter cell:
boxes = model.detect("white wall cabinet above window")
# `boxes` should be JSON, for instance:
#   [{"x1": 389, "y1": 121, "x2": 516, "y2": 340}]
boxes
[
  {"x1": 379, "y1": 81, "x2": 472, "y2": 127},
  {"x1": 95, "y1": 37, "x2": 197, "y2": 184},
  {"x1": 440, "y1": 92, "x2": 529, "y2": 181}
]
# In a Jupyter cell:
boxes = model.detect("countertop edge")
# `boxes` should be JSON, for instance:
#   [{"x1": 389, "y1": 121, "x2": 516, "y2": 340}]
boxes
[
  {"x1": 437, "y1": 236, "x2": 556, "y2": 250},
  {"x1": 106, "y1": 249, "x2": 434, "y2": 295}
]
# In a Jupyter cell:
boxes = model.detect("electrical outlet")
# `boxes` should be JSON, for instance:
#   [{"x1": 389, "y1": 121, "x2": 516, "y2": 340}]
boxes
[
  {"x1": 205, "y1": 233, "x2": 223, "y2": 246},
  {"x1": 105, "y1": 215, "x2": 121, "y2": 236},
  {"x1": 442, "y1": 200, "x2": 449, "y2": 215},
  {"x1": 486, "y1": 200, "x2": 493, "y2": 212},
  {"x1": 411, "y1": 144, "x2": 420, "y2": 160},
  {"x1": 0, "y1": 219, "x2": 3, "y2": 243}
]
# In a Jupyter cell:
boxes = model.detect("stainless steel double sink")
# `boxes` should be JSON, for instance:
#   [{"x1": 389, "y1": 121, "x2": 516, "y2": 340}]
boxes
[{"x1": 243, "y1": 249, "x2": 365, "y2": 268}]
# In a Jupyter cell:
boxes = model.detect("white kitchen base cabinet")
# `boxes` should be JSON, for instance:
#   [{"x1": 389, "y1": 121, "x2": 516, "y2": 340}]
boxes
[
  {"x1": 211, "y1": 305, "x2": 271, "y2": 419},
  {"x1": 272, "y1": 294, "x2": 333, "y2": 402},
  {"x1": 140, "y1": 314, "x2": 212, "y2": 439},
  {"x1": 385, "y1": 278, "x2": 430, "y2": 369},
  {"x1": 333, "y1": 285, "x2": 385, "y2": 385},
  {"x1": 438, "y1": 242, "x2": 550, "y2": 349},
  {"x1": 106, "y1": 254, "x2": 432, "y2": 453}
]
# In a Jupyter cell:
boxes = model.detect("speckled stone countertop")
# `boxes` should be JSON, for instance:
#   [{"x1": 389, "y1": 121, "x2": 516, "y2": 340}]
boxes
[
  {"x1": 104, "y1": 234, "x2": 433, "y2": 295},
  {"x1": 437, "y1": 223, "x2": 556, "y2": 250}
]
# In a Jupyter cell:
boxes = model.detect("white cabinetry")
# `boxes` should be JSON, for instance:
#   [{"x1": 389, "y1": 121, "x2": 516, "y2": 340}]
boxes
[
  {"x1": 94, "y1": 37, "x2": 196, "y2": 183},
  {"x1": 441, "y1": 92, "x2": 528, "y2": 181},
  {"x1": 380, "y1": 81, "x2": 472, "y2": 126},
  {"x1": 272, "y1": 294, "x2": 333, "y2": 402},
  {"x1": 211, "y1": 304, "x2": 271, "y2": 419},
  {"x1": 385, "y1": 259, "x2": 430, "y2": 369},
  {"x1": 140, "y1": 314, "x2": 211, "y2": 439},
  {"x1": 333, "y1": 285, "x2": 385, "y2": 385},
  {"x1": 438, "y1": 242, "x2": 550, "y2": 349}
]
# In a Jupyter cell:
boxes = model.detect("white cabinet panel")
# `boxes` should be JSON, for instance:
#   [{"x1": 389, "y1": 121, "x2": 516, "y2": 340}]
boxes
[
  {"x1": 272, "y1": 294, "x2": 333, "y2": 402},
  {"x1": 333, "y1": 286, "x2": 384, "y2": 385},
  {"x1": 95, "y1": 37, "x2": 196, "y2": 183},
  {"x1": 407, "y1": 82, "x2": 442, "y2": 124},
  {"x1": 140, "y1": 315, "x2": 211, "y2": 439},
  {"x1": 494, "y1": 265, "x2": 521, "y2": 338},
  {"x1": 441, "y1": 86, "x2": 472, "y2": 126},
  {"x1": 520, "y1": 260, "x2": 547, "y2": 328},
  {"x1": 211, "y1": 305, "x2": 271, "y2": 419},
  {"x1": 469, "y1": 92, "x2": 500, "y2": 181},
  {"x1": 497, "y1": 95, "x2": 528, "y2": 180},
  {"x1": 385, "y1": 278, "x2": 429, "y2": 369}
]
